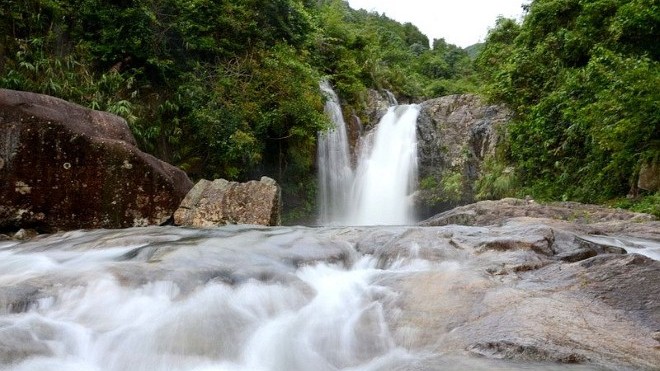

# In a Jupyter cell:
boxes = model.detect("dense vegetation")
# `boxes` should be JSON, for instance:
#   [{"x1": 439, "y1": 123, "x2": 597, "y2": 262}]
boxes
[
  {"x1": 1, "y1": 0, "x2": 657, "y2": 218},
  {"x1": 475, "y1": 0, "x2": 659, "y2": 215},
  {"x1": 0, "y1": 0, "x2": 474, "y2": 221}
]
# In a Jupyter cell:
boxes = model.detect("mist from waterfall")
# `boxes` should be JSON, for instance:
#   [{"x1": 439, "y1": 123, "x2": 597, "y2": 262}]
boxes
[{"x1": 317, "y1": 83, "x2": 420, "y2": 226}]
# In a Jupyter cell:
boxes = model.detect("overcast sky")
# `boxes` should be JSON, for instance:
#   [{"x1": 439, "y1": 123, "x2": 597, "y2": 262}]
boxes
[{"x1": 345, "y1": 0, "x2": 529, "y2": 48}]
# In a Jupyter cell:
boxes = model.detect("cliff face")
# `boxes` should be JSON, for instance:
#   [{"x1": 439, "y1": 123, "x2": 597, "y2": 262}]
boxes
[{"x1": 415, "y1": 94, "x2": 511, "y2": 218}]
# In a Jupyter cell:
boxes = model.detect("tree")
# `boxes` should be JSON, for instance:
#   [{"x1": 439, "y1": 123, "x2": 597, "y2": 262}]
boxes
[{"x1": 476, "y1": 0, "x2": 660, "y2": 204}]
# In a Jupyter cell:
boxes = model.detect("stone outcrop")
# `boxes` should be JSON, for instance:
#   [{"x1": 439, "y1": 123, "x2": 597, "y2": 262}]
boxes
[
  {"x1": 174, "y1": 177, "x2": 281, "y2": 227},
  {"x1": 0, "y1": 88, "x2": 193, "y2": 232},
  {"x1": 364, "y1": 89, "x2": 396, "y2": 128},
  {"x1": 638, "y1": 160, "x2": 660, "y2": 192},
  {"x1": 415, "y1": 94, "x2": 511, "y2": 217},
  {"x1": 421, "y1": 197, "x2": 656, "y2": 227}
]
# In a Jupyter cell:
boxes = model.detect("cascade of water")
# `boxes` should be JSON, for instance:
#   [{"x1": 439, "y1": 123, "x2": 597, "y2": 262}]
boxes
[
  {"x1": 317, "y1": 81, "x2": 354, "y2": 225},
  {"x1": 349, "y1": 105, "x2": 420, "y2": 226},
  {"x1": 317, "y1": 82, "x2": 420, "y2": 226},
  {"x1": 384, "y1": 90, "x2": 398, "y2": 106},
  {"x1": 3, "y1": 226, "x2": 642, "y2": 370},
  {"x1": 0, "y1": 227, "x2": 416, "y2": 371}
]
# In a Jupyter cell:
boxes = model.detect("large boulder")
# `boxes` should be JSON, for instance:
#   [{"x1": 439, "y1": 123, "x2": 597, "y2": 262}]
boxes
[
  {"x1": 0, "y1": 89, "x2": 193, "y2": 232},
  {"x1": 416, "y1": 94, "x2": 511, "y2": 217},
  {"x1": 174, "y1": 177, "x2": 281, "y2": 227}
]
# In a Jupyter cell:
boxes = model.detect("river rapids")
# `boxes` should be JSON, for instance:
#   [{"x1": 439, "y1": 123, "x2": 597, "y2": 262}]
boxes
[{"x1": 4, "y1": 224, "x2": 651, "y2": 370}]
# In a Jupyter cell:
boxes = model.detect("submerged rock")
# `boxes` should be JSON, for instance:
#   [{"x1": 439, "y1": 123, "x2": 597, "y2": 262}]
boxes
[
  {"x1": 174, "y1": 177, "x2": 281, "y2": 227},
  {"x1": 0, "y1": 89, "x2": 193, "y2": 232}
]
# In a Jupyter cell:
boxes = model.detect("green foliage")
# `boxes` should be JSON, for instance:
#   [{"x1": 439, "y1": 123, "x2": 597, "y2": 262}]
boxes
[
  {"x1": 311, "y1": 0, "x2": 476, "y2": 105},
  {"x1": 475, "y1": 158, "x2": 518, "y2": 200},
  {"x1": 476, "y1": 0, "x2": 660, "y2": 207},
  {"x1": 420, "y1": 169, "x2": 468, "y2": 205},
  {"x1": 440, "y1": 171, "x2": 464, "y2": 202},
  {"x1": 0, "y1": 0, "x2": 480, "y2": 221},
  {"x1": 610, "y1": 193, "x2": 660, "y2": 218}
]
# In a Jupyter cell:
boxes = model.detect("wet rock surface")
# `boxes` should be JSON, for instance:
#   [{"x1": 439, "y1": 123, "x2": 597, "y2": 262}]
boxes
[
  {"x1": 0, "y1": 201, "x2": 658, "y2": 370},
  {"x1": 0, "y1": 89, "x2": 193, "y2": 232}
]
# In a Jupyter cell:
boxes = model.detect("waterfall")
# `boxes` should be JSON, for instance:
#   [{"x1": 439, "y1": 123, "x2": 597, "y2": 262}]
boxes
[
  {"x1": 348, "y1": 105, "x2": 420, "y2": 226},
  {"x1": 317, "y1": 83, "x2": 419, "y2": 226},
  {"x1": 317, "y1": 81, "x2": 354, "y2": 224},
  {"x1": 384, "y1": 90, "x2": 398, "y2": 106}
]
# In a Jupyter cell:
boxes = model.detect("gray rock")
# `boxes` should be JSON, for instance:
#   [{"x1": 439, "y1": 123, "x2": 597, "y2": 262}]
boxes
[
  {"x1": 364, "y1": 89, "x2": 395, "y2": 129},
  {"x1": 387, "y1": 229, "x2": 660, "y2": 370},
  {"x1": 638, "y1": 160, "x2": 659, "y2": 192},
  {"x1": 421, "y1": 198, "x2": 656, "y2": 227},
  {"x1": 415, "y1": 94, "x2": 511, "y2": 217},
  {"x1": 174, "y1": 177, "x2": 281, "y2": 227},
  {"x1": 557, "y1": 247, "x2": 598, "y2": 262},
  {"x1": 12, "y1": 228, "x2": 38, "y2": 241},
  {"x1": 575, "y1": 235, "x2": 628, "y2": 255}
]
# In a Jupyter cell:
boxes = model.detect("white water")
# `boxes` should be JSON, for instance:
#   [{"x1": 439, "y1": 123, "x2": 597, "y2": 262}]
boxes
[
  {"x1": 0, "y1": 226, "x2": 613, "y2": 371},
  {"x1": 317, "y1": 83, "x2": 420, "y2": 226},
  {"x1": 348, "y1": 105, "x2": 420, "y2": 226},
  {"x1": 384, "y1": 90, "x2": 398, "y2": 106},
  {"x1": 0, "y1": 227, "x2": 414, "y2": 371},
  {"x1": 317, "y1": 81, "x2": 354, "y2": 224}
]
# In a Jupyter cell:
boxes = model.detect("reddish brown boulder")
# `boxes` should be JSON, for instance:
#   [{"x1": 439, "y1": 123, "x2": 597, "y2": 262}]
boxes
[{"x1": 0, "y1": 89, "x2": 193, "y2": 232}]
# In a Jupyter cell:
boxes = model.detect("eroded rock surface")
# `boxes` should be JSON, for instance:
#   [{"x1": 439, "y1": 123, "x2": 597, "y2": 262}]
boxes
[
  {"x1": 0, "y1": 89, "x2": 193, "y2": 232},
  {"x1": 174, "y1": 177, "x2": 281, "y2": 227}
]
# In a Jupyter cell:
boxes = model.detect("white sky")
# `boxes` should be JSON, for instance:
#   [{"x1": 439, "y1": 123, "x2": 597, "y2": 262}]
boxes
[{"x1": 345, "y1": 0, "x2": 529, "y2": 48}]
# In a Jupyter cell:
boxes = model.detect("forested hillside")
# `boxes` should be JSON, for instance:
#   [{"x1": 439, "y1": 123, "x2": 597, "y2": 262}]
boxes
[
  {"x1": 1, "y1": 0, "x2": 657, "y2": 218},
  {"x1": 475, "y1": 0, "x2": 659, "y2": 215},
  {"x1": 0, "y1": 0, "x2": 473, "y2": 220}
]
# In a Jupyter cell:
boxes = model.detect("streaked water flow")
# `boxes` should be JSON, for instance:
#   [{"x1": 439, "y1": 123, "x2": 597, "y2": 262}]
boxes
[
  {"x1": 0, "y1": 226, "x2": 618, "y2": 370},
  {"x1": 317, "y1": 81, "x2": 354, "y2": 225},
  {"x1": 317, "y1": 83, "x2": 419, "y2": 226}
]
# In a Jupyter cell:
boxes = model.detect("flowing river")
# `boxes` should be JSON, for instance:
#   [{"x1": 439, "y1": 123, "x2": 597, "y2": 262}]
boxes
[{"x1": 1, "y1": 224, "x2": 640, "y2": 371}]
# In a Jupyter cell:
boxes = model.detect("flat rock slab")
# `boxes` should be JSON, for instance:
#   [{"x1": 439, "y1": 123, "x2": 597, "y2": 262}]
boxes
[{"x1": 421, "y1": 198, "x2": 656, "y2": 227}]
